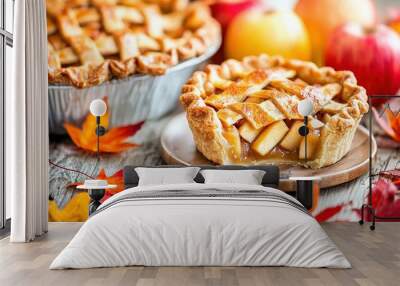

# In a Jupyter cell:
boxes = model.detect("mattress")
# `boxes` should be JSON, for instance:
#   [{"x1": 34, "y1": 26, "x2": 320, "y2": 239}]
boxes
[{"x1": 50, "y1": 183, "x2": 350, "y2": 269}]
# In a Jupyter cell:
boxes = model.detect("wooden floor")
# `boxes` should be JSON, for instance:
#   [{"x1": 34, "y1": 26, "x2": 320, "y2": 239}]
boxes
[{"x1": 0, "y1": 223, "x2": 399, "y2": 286}]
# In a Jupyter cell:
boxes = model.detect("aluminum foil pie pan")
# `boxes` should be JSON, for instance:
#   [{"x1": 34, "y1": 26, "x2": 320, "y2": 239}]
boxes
[{"x1": 48, "y1": 42, "x2": 220, "y2": 134}]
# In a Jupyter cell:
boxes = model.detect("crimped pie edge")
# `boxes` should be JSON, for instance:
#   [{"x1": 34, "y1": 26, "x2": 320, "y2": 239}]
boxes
[
  {"x1": 48, "y1": 2, "x2": 221, "y2": 89},
  {"x1": 180, "y1": 54, "x2": 369, "y2": 169}
]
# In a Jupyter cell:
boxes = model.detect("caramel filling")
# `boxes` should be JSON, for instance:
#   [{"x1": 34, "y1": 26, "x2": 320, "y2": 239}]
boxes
[{"x1": 222, "y1": 119, "x2": 322, "y2": 164}]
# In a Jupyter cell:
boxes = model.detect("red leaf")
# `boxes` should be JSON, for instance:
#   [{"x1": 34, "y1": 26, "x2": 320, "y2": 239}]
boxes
[
  {"x1": 379, "y1": 169, "x2": 400, "y2": 181},
  {"x1": 373, "y1": 102, "x2": 400, "y2": 143},
  {"x1": 101, "y1": 121, "x2": 144, "y2": 144},
  {"x1": 365, "y1": 178, "x2": 400, "y2": 221},
  {"x1": 315, "y1": 205, "x2": 344, "y2": 222},
  {"x1": 96, "y1": 169, "x2": 124, "y2": 203},
  {"x1": 66, "y1": 182, "x2": 81, "y2": 189},
  {"x1": 373, "y1": 107, "x2": 397, "y2": 139},
  {"x1": 68, "y1": 168, "x2": 124, "y2": 202}
]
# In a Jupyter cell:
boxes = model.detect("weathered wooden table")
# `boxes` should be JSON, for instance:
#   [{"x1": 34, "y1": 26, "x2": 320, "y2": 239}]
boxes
[{"x1": 49, "y1": 113, "x2": 400, "y2": 222}]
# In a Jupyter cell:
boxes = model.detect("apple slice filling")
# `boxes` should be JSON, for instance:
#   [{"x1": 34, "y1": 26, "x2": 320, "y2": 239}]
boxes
[
  {"x1": 299, "y1": 134, "x2": 320, "y2": 160},
  {"x1": 252, "y1": 120, "x2": 289, "y2": 156},
  {"x1": 203, "y1": 70, "x2": 342, "y2": 163},
  {"x1": 239, "y1": 121, "x2": 262, "y2": 143},
  {"x1": 223, "y1": 118, "x2": 322, "y2": 163},
  {"x1": 280, "y1": 121, "x2": 304, "y2": 151}
]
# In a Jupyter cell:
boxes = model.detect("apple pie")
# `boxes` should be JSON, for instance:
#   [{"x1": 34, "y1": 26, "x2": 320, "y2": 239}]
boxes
[
  {"x1": 46, "y1": 0, "x2": 220, "y2": 88},
  {"x1": 180, "y1": 54, "x2": 369, "y2": 169}
]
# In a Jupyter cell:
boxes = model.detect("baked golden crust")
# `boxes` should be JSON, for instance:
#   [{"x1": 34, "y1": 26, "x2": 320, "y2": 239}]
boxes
[
  {"x1": 46, "y1": 0, "x2": 220, "y2": 88},
  {"x1": 180, "y1": 54, "x2": 369, "y2": 169}
]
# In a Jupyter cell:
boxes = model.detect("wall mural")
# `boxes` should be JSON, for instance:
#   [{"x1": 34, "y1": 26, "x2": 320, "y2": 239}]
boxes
[{"x1": 47, "y1": 0, "x2": 400, "y2": 223}]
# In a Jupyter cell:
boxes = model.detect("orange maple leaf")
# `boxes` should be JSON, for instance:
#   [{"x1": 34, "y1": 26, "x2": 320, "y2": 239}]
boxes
[
  {"x1": 97, "y1": 168, "x2": 124, "y2": 202},
  {"x1": 64, "y1": 98, "x2": 144, "y2": 153},
  {"x1": 373, "y1": 106, "x2": 400, "y2": 143},
  {"x1": 67, "y1": 168, "x2": 124, "y2": 201},
  {"x1": 49, "y1": 168, "x2": 125, "y2": 222},
  {"x1": 387, "y1": 109, "x2": 400, "y2": 142}
]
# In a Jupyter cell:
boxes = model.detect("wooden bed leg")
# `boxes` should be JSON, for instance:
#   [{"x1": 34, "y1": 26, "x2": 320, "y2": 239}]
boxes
[{"x1": 88, "y1": 189, "x2": 105, "y2": 216}]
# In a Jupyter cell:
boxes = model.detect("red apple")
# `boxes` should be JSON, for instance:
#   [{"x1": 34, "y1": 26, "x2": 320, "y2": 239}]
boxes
[
  {"x1": 325, "y1": 24, "x2": 400, "y2": 105},
  {"x1": 295, "y1": 0, "x2": 376, "y2": 65}
]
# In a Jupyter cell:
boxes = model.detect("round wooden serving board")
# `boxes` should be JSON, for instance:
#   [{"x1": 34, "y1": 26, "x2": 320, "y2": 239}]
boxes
[{"x1": 161, "y1": 113, "x2": 377, "y2": 192}]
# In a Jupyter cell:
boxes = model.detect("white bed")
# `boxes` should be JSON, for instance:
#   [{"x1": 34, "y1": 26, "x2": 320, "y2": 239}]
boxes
[{"x1": 50, "y1": 183, "x2": 350, "y2": 269}]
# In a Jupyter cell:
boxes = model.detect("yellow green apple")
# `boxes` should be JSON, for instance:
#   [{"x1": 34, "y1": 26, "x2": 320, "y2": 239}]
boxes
[{"x1": 224, "y1": 9, "x2": 311, "y2": 61}]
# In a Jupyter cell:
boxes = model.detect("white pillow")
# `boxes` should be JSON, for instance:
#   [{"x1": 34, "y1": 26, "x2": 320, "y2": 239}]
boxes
[
  {"x1": 200, "y1": 169, "x2": 265, "y2": 185},
  {"x1": 135, "y1": 167, "x2": 200, "y2": 186}
]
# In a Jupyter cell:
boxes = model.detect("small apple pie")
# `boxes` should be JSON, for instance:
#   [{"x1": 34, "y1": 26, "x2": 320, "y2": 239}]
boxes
[
  {"x1": 46, "y1": 0, "x2": 220, "y2": 88},
  {"x1": 180, "y1": 54, "x2": 369, "y2": 169}
]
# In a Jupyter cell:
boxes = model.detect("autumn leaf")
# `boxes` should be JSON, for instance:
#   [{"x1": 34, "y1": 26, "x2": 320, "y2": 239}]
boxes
[
  {"x1": 69, "y1": 168, "x2": 124, "y2": 203},
  {"x1": 314, "y1": 204, "x2": 345, "y2": 222},
  {"x1": 48, "y1": 168, "x2": 125, "y2": 222},
  {"x1": 387, "y1": 109, "x2": 400, "y2": 142},
  {"x1": 394, "y1": 179, "x2": 400, "y2": 189},
  {"x1": 49, "y1": 192, "x2": 90, "y2": 222},
  {"x1": 64, "y1": 98, "x2": 144, "y2": 153},
  {"x1": 379, "y1": 169, "x2": 400, "y2": 182},
  {"x1": 97, "y1": 168, "x2": 124, "y2": 202},
  {"x1": 373, "y1": 103, "x2": 400, "y2": 143},
  {"x1": 379, "y1": 169, "x2": 400, "y2": 189},
  {"x1": 366, "y1": 178, "x2": 400, "y2": 221}
]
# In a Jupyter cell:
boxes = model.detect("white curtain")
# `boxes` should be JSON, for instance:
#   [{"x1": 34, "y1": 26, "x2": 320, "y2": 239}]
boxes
[{"x1": 7, "y1": 0, "x2": 49, "y2": 242}]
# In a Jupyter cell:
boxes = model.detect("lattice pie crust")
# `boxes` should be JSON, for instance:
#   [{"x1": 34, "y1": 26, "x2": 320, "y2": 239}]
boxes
[{"x1": 47, "y1": 0, "x2": 220, "y2": 88}]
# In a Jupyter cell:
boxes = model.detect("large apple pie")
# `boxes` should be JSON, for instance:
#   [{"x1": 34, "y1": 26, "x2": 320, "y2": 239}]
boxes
[
  {"x1": 46, "y1": 0, "x2": 220, "y2": 88},
  {"x1": 180, "y1": 54, "x2": 369, "y2": 169}
]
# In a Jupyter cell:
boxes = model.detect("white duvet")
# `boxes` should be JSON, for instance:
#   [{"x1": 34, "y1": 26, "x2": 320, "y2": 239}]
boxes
[{"x1": 50, "y1": 183, "x2": 350, "y2": 269}]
